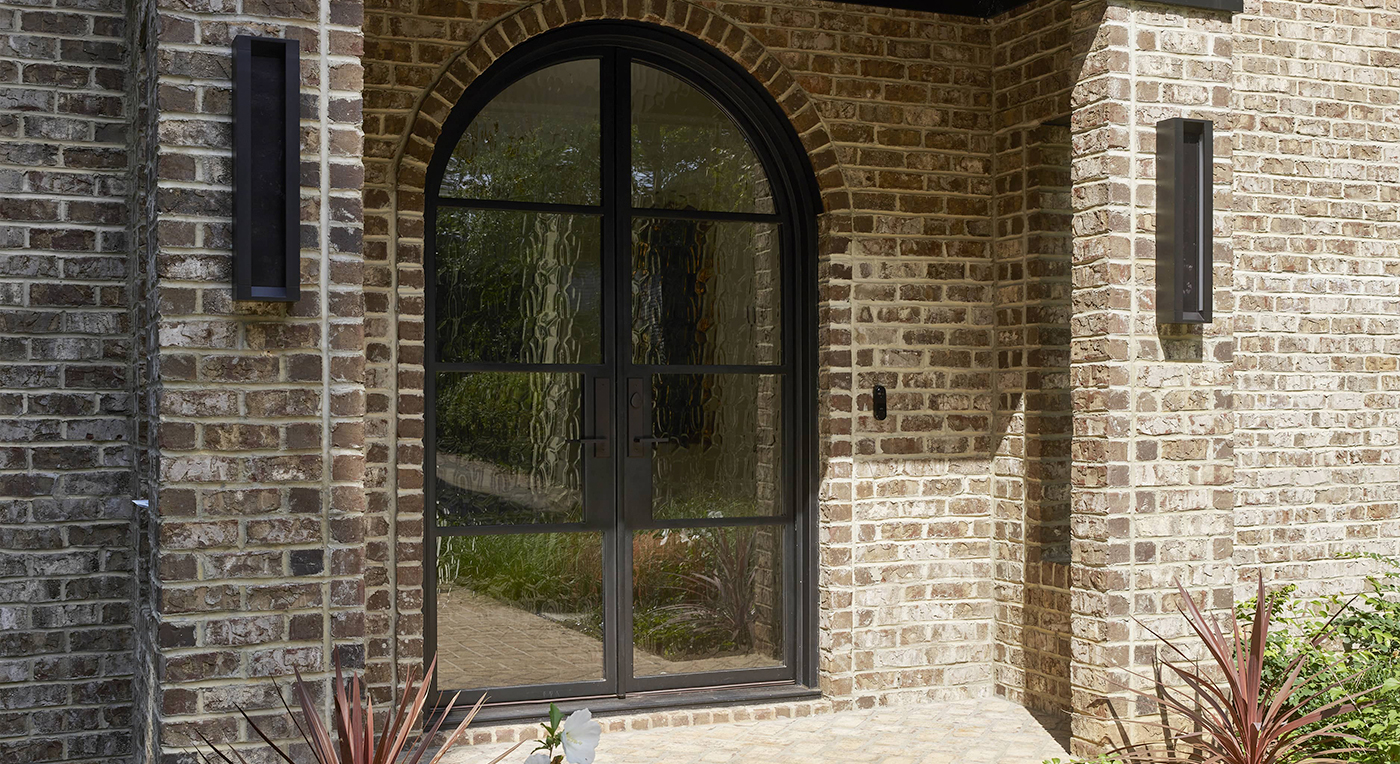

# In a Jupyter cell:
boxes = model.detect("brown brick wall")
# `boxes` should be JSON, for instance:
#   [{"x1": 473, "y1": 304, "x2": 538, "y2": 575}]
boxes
[
  {"x1": 5, "y1": 0, "x2": 1399, "y2": 759},
  {"x1": 0, "y1": 0, "x2": 134, "y2": 761},
  {"x1": 355, "y1": 0, "x2": 1086, "y2": 708},
  {"x1": 361, "y1": 0, "x2": 1029, "y2": 708},
  {"x1": 989, "y1": 0, "x2": 1073, "y2": 718}
]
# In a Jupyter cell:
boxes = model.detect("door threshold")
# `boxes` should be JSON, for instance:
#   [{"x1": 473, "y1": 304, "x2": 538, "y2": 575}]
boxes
[{"x1": 449, "y1": 682, "x2": 822, "y2": 727}]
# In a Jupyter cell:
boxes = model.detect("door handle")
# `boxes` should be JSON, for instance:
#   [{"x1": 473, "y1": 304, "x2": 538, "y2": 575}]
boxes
[
  {"x1": 632, "y1": 435, "x2": 674, "y2": 447},
  {"x1": 572, "y1": 378, "x2": 610, "y2": 458},
  {"x1": 627, "y1": 377, "x2": 649, "y2": 458}
]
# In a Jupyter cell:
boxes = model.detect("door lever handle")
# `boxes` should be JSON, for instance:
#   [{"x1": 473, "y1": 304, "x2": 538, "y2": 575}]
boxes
[
  {"x1": 632, "y1": 435, "x2": 674, "y2": 445},
  {"x1": 569, "y1": 435, "x2": 610, "y2": 459}
]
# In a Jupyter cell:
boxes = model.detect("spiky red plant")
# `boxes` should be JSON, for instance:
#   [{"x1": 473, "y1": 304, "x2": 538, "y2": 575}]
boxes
[
  {"x1": 194, "y1": 654, "x2": 518, "y2": 764},
  {"x1": 1108, "y1": 578, "x2": 1379, "y2": 764}
]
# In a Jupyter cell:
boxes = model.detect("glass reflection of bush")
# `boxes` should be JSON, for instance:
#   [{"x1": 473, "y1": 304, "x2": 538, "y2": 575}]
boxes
[
  {"x1": 437, "y1": 526, "x2": 781, "y2": 664},
  {"x1": 434, "y1": 372, "x2": 583, "y2": 526}
]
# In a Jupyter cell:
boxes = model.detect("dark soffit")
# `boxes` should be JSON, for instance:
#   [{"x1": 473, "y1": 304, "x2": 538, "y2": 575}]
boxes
[{"x1": 839, "y1": 0, "x2": 1243, "y2": 19}]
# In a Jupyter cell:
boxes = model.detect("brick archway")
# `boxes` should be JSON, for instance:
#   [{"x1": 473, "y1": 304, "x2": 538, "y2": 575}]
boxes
[
  {"x1": 360, "y1": 0, "x2": 854, "y2": 694},
  {"x1": 390, "y1": 0, "x2": 851, "y2": 214}
]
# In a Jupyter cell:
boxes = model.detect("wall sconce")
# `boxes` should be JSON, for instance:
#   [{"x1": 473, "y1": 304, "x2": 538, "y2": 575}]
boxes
[
  {"x1": 1156, "y1": 117, "x2": 1212, "y2": 324},
  {"x1": 233, "y1": 36, "x2": 300, "y2": 302}
]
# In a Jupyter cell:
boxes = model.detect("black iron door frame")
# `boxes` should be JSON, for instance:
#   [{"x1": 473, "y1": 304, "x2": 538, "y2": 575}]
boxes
[{"x1": 423, "y1": 21, "x2": 822, "y2": 714}]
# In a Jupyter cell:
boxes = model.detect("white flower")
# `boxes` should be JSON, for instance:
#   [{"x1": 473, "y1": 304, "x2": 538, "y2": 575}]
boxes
[
  {"x1": 560, "y1": 709, "x2": 601, "y2": 764},
  {"x1": 523, "y1": 754, "x2": 550, "y2": 764}
]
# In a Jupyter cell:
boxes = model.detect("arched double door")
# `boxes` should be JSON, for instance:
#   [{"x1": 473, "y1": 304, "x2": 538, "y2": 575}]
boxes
[{"x1": 424, "y1": 23, "x2": 817, "y2": 707}]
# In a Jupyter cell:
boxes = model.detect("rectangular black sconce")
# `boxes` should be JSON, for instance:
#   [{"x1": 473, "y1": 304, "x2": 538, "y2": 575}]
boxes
[
  {"x1": 233, "y1": 36, "x2": 300, "y2": 302},
  {"x1": 1156, "y1": 117, "x2": 1212, "y2": 324}
]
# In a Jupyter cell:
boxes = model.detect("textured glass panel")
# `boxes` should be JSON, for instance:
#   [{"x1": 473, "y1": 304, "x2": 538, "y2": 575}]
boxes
[
  {"x1": 437, "y1": 532, "x2": 604, "y2": 689},
  {"x1": 632, "y1": 525, "x2": 784, "y2": 677},
  {"x1": 436, "y1": 208, "x2": 602, "y2": 364},
  {"x1": 649, "y1": 373, "x2": 782, "y2": 520},
  {"x1": 435, "y1": 372, "x2": 584, "y2": 526},
  {"x1": 631, "y1": 63, "x2": 774, "y2": 214},
  {"x1": 631, "y1": 218, "x2": 780, "y2": 366},
  {"x1": 442, "y1": 60, "x2": 600, "y2": 205}
]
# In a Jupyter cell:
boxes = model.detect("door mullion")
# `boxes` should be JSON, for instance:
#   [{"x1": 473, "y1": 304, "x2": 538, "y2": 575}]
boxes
[
  {"x1": 601, "y1": 47, "x2": 634, "y2": 698},
  {"x1": 615, "y1": 51, "x2": 638, "y2": 698},
  {"x1": 598, "y1": 45, "x2": 618, "y2": 697}
]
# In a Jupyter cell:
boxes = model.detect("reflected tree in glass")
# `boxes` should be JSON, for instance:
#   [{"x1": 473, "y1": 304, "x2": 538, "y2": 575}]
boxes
[
  {"x1": 435, "y1": 209, "x2": 602, "y2": 365},
  {"x1": 631, "y1": 63, "x2": 774, "y2": 213},
  {"x1": 435, "y1": 372, "x2": 584, "y2": 526},
  {"x1": 647, "y1": 374, "x2": 783, "y2": 521},
  {"x1": 442, "y1": 59, "x2": 601, "y2": 205},
  {"x1": 631, "y1": 218, "x2": 780, "y2": 367}
]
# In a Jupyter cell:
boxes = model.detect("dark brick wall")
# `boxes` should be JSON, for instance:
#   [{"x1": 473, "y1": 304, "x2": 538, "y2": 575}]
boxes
[{"x1": 0, "y1": 0, "x2": 134, "y2": 762}]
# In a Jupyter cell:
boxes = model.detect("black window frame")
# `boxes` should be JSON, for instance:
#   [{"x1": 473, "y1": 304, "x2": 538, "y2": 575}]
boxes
[{"x1": 421, "y1": 21, "x2": 822, "y2": 721}]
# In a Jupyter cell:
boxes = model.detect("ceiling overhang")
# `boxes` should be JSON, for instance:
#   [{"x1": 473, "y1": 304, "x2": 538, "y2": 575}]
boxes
[{"x1": 840, "y1": 0, "x2": 1243, "y2": 19}]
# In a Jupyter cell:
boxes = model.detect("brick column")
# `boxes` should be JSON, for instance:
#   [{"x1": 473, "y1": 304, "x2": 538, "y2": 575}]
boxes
[
  {"x1": 129, "y1": 0, "x2": 366, "y2": 760},
  {"x1": 1067, "y1": 0, "x2": 1235, "y2": 754}
]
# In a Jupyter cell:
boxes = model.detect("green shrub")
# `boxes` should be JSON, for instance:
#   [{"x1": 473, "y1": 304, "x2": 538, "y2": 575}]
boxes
[{"x1": 1238, "y1": 553, "x2": 1400, "y2": 763}]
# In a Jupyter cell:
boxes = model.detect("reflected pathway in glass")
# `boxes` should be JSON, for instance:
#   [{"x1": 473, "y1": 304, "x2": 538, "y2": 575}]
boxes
[{"x1": 437, "y1": 589, "x2": 779, "y2": 690}]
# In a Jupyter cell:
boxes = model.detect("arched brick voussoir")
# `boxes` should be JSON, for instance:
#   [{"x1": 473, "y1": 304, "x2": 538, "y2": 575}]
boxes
[{"x1": 389, "y1": 0, "x2": 853, "y2": 218}]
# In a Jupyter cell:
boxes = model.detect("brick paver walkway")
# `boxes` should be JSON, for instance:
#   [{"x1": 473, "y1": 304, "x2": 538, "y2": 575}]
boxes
[{"x1": 446, "y1": 698, "x2": 1071, "y2": 764}]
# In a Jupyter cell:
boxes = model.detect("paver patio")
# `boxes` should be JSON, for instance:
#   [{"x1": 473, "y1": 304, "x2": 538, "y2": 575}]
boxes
[{"x1": 444, "y1": 698, "x2": 1071, "y2": 764}]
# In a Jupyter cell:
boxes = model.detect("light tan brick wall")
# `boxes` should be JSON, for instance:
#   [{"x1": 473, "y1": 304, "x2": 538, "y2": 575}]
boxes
[
  {"x1": 1230, "y1": 0, "x2": 1400, "y2": 595},
  {"x1": 1057, "y1": 0, "x2": 1400, "y2": 755},
  {"x1": 989, "y1": 0, "x2": 1074, "y2": 718}
]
